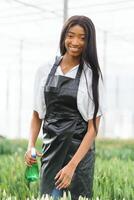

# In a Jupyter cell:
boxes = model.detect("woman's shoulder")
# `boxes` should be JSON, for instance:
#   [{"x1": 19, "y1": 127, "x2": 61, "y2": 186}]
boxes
[
  {"x1": 83, "y1": 62, "x2": 92, "y2": 72},
  {"x1": 35, "y1": 58, "x2": 55, "y2": 78},
  {"x1": 81, "y1": 62, "x2": 103, "y2": 87},
  {"x1": 83, "y1": 62, "x2": 102, "y2": 78},
  {"x1": 82, "y1": 62, "x2": 92, "y2": 79}
]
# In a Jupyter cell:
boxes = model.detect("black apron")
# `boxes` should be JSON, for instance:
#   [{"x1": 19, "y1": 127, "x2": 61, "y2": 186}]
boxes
[{"x1": 40, "y1": 57, "x2": 95, "y2": 200}]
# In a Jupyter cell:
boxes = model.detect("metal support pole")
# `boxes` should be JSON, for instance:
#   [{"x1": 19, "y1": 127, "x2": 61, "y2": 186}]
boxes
[
  {"x1": 18, "y1": 39, "x2": 23, "y2": 138},
  {"x1": 102, "y1": 30, "x2": 108, "y2": 137},
  {"x1": 63, "y1": 0, "x2": 68, "y2": 23}
]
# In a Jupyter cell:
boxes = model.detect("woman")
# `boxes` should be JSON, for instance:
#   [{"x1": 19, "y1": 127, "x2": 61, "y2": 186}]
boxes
[{"x1": 25, "y1": 15, "x2": 104, "y2": 200}]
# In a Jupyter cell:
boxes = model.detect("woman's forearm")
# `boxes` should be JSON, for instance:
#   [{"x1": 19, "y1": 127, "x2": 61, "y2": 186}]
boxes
[
  {"x1": 68, "y1": 117, "x2": 100, "y2": 169},
  {"x1": 28, "y1": 111, "x2": 42, "y2": 150}
]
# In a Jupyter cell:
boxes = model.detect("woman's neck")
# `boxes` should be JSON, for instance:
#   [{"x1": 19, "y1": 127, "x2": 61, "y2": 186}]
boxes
[{"x1": 62, "y1": 53, "x2": 80, "y2": 67}]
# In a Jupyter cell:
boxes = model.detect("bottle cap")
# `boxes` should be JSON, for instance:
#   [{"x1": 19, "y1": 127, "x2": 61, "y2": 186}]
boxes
[{"x1": 31, "y1": 147, "x2": 36, "y2": 158}]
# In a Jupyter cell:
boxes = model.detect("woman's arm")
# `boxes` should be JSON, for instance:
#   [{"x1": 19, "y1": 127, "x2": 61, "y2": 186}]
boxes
[
  {"x1": 68, "y1": 116, "x2": 100, "y2": 168},
  {"x1": 55, "y1": 116, "x2": 100, "y2": 189},
  {"x1": 25, "y1": 111, "x2": 42, "y2": 165},
  {"x1": 27, "y1": 111, "x2": 42, "y2": 150}
]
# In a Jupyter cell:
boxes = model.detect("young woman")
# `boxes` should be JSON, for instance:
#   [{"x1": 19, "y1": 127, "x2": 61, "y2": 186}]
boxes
[{"x1": 25, "y1": 15, "x2": 104, "y2": 200}]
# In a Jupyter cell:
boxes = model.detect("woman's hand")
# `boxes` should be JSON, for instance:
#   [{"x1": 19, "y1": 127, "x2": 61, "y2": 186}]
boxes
[
  {"x1": 54, "y1": 163, "x2": 76, "y2": 189},
  {"x1": 24, "y1": 148, "x2": 42, "y2": 166}
]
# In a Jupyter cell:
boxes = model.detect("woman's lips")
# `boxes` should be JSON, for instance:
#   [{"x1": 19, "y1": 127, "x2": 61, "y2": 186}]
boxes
[{"x1": 69, "y1": 47, "x2": 80, "y2": 52}]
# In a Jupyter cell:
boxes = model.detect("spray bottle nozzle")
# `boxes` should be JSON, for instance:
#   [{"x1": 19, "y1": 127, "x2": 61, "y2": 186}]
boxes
[{"x1": 31, "y1": 147, "x2": 36, "y2": 158}]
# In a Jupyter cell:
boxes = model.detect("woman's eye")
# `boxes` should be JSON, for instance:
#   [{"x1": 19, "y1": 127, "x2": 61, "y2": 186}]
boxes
[{"x1": 68, "y1": 35, "x2": 73, "y2": 38}]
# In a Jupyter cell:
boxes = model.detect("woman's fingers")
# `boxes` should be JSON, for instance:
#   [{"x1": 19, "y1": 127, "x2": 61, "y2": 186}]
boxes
[
  {"x1": 56, "y1": 178, "x2": 71, "y2": 189},
  {"x1": 55, "y1": 173, "x2": 71, "y2": 189},
  {"x1": 56, "y1": 176, "x2": 66, "y2": 189},
  {"x1": 25, "y1": 160, "x2": 32, "y2": 166},
  {"x1": 55, "y1": 170, "x2": 61, "y2": 180},
  {"x1": 24, "y1": 150, "x2": 37, "y2": 165},
  {"x1": 36, "y1": 151, "x2": 42, "y2": 157},
  {"x1": 55, "y1": 172, "x2": 63, "y2": 185},
  {"x1": 55, "y1": 164, "x2": 75, "y2": 189},
  {"x1": 24, "y1": 148, "x2": 42, "y2": 167}
]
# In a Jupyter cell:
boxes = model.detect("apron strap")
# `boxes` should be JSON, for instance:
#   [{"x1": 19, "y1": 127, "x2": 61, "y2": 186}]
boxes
[
  {"x1": 50, "y1": 56, "x2": 83, "y2": 78},
  {"x1": 75, "y1": 59, "x2": 83, "y2": 79},
  {"x1": 44, "y1": 56, "x2": 63, "y2": 86},
  {"x1": 45, "y1": 56, "x2": 83, "y2": 88},
  {"x1": 49, "y1": 56, "x2": 63, "y2": 75}
]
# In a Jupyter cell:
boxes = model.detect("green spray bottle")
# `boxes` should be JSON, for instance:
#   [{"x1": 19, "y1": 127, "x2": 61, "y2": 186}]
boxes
[{"x1": 25, "y1": 147, "x2": 39, "y2": 182}]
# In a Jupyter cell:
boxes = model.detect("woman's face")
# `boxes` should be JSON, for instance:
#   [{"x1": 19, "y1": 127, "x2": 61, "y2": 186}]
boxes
[{"x1": 64, "y1": 25, "x2": 86, "y2": 58}]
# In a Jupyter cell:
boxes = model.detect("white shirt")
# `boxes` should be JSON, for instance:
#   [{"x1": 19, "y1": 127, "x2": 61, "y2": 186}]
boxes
[{"x1": 33, "y1": 60, "x2": 105, "y2": 121}]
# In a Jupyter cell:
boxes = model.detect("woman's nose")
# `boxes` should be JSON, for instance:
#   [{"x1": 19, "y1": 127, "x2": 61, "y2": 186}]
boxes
[{"x1": 71, "y1": 38, "x2": 80, "y2": 46}]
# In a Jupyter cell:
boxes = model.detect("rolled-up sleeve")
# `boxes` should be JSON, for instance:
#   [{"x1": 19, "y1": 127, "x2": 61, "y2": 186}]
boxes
[
  {"x1": 87, "y1": 74, "x2": 105, "y2": 120},
  {"x1": 33, "y1": 65, "x2": 48, "y2": 119},
  {"x1": 77, "y1": 65, "x2": 105, "y2": 121}
]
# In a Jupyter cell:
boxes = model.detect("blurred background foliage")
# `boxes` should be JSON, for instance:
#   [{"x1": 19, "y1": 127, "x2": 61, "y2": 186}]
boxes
[{"x1": 0, "y1": 138, "x2": 134, "y2": 199}]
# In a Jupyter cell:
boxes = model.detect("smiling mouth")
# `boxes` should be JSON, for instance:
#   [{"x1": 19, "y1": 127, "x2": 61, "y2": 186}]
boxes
[{"x1": 69, "y1": 47, "x2": 80, "y2": 52}]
